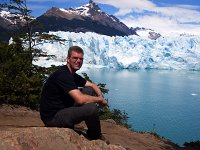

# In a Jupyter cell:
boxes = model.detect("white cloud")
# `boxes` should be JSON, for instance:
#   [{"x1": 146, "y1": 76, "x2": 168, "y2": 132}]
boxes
[
  {"x1": 121, "y1": 14, "x2": 200, "y2": 35},
  {"x1": 155, "y1": 6, "x2": 200, "y2": 23},
  {"x1": 95, "y1": 0, "x2": 156, "y2": 15},
  {"x1": 94, "y1": 0, "x2": 200, "y2": 34},
  {"x1": 175, "y1": 4, "x2": 200, "y2": 10}
]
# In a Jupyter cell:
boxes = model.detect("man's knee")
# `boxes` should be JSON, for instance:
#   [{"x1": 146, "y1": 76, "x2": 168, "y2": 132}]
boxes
[
  {"x1": 81, "y1": 87, "x2": 96, "y2": 96},
  {"x1": 85, "y1": 103, "x2": 99, "y2": 117}
]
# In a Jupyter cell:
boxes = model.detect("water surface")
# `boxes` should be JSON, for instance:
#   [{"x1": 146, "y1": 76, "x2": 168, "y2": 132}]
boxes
[{"x1": 84, "y1": 68, "x2": 200, "y2": 146}]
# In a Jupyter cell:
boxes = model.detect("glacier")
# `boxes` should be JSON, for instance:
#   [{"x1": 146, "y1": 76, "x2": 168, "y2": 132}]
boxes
[{"x1": 33, "y1": 31, "x2": 200, "y2": 71}]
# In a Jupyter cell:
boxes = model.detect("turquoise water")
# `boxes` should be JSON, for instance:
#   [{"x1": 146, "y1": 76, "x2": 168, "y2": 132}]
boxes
[{"x1": 84, "y1": 68, "x2": 200, "y2": 146}]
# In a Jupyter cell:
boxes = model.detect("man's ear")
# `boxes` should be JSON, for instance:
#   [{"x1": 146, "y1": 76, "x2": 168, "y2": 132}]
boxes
[{"x1": 66, "y1": 57, "x2": 69, "y2": 63}]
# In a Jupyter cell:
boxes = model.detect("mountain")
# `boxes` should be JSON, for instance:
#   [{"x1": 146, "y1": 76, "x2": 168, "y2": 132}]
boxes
[
  {"x1": 0, "y1": 10, "x2": 33, "y2": 41},
  {"x1": 0, "y1": 10, "x2": 22, "y2": 41},
  {"x1": 33, "y1": 31, "x2": 200, "y2": 71},
  {"x1": 132, "y1": 27, "x2": 161, "y2": 40},
  {"x1": 0, "y1": 0, "x2": 161, "y2": 41},
  {"x1": 35, "y1": 0, "x2": 136, "y2": 36},
  {"x1": 0, "y1": 10, "x2": 26, "y2": 29}
]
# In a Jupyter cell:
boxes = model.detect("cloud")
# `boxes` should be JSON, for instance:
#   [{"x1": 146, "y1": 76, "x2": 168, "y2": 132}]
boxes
[
  {"x1": 155, "y1": 6, "x2": 200, "y2": 23},
  {"x1": 121, "y1": 14, "x2": 200, "y2": 35},
  {"x1": 94, "y1": 0, "x2": 200, "y2": 34},
  {"x1": 95, "y1": 0, "x2": 156, "y2": 15}
]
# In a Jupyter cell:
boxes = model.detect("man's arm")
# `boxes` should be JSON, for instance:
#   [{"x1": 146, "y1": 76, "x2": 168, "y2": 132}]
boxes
[
  {"x1": 84, "y1": 81, "x2": 103, "y2": 97},
  {"x1": 68, "y1": 80, "x2": 107, "y2": 106}
]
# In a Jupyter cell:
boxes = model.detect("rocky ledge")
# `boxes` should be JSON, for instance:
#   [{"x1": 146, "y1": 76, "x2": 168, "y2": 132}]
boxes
[{"x1": 0, "y1": 104, "x2": 196, "y2": 150}]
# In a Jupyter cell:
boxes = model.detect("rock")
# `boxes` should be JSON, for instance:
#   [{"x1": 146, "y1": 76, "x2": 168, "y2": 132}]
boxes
[
  {"x1": 0, "y1": 127, "x2": 125, "y2": 150},
  {"x1": 0, "y1": 104, "x2": 181, "y2": 150},
  {"x1": 104, "y1": 119, "x2": 117, "y2": 124}
]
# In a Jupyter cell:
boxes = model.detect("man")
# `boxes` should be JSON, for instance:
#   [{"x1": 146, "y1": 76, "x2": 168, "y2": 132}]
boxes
[{"x1": 40, "y1": 46, "x2": 108, "y2": 140}]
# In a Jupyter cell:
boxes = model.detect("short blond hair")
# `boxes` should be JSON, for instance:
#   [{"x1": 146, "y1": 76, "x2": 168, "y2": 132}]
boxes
[{"x1": 67, "y1": 46, "x2": 84, "y2": 57}]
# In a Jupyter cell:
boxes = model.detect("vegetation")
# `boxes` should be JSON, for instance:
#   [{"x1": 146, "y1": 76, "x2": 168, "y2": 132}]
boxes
[
  {"x1": 184, "y1": 141, "x2": 200, "y2": 149},
  {"x1": 0, "y1": 38, "x2": 41, "y2": 109},
  {"x1": 99, "y1": 108, "x2": 131, "y2": 129}
]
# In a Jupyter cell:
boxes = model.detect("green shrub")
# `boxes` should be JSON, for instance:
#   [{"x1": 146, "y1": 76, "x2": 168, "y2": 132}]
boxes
[
  {"x1": 99, "y1": 107, "x2": 131, "y2": 129},
  {"x1": 184, "y1": 141, "x2": 200, "y2": 149},
  {"x1": 0, "y1": 38, "x2": 44, "y2": 109}
]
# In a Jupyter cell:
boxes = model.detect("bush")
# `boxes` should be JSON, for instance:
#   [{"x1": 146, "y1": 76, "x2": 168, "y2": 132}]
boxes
[
  {"x1": 0, "y1": 38, "x2": 44, "y2": 110},
  {"x1": 184, "y1": 141, "x2": 200, "y2": 149},
  {"x1": 99, "y1": 107, "x2": 131, "y2": 129}
]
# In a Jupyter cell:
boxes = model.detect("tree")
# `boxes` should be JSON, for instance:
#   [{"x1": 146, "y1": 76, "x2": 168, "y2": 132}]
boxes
[
  {"x1": 0, "y1": 0, "x2": 67, "y2": 109},
  {"x1": 0, "y1": 37, "x2": 45, "y2": 109}
]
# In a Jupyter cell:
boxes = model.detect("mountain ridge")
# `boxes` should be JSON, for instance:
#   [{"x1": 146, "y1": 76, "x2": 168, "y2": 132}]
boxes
[
  {"x1": 0, "y1": 0, "x2": 160, "y2": 41},
  {"x1": 35, "y1": 0, "x2": 136, "y2": 36}
]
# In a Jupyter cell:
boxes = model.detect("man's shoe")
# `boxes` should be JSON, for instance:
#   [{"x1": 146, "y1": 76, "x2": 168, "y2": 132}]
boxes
[
  {"x1": 99, "y1": 135, "x2": 110, "y2": 145},
  {"x1": 86, "y1": 132, "x2": 110, "y2": 144}
]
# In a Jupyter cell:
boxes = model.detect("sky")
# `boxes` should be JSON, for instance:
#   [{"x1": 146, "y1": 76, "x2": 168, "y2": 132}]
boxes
[{"x1": 25, "y1": 0, "x2": 200, "y2": 35}]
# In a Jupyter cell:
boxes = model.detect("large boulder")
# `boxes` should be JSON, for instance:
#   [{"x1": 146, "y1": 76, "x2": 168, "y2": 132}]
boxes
[{"x1": 0, "y1": 127, "x2": 124, "y2": 150}]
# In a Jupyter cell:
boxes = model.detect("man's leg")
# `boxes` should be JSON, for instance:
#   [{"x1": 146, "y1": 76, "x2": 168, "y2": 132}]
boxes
[
  {"x1": 45, "y1": 87, "x2": 102, "y2": 139},
  {"x1": 80, "y1": 87, "x2": 102, "y2": 139},
  {"x1": 45, "y1": 103, "x2": 101, "y2": 139}
]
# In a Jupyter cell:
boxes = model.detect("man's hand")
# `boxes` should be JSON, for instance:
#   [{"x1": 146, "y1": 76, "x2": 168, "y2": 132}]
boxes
[{"x1": 98, "y1": 95, "x2": 108, "y2": 107}]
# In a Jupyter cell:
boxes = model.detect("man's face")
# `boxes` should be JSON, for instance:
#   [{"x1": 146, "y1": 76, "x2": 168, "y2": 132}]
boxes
[{"x1": 67, "y1": 51, "x2": 84, "y2": 71}]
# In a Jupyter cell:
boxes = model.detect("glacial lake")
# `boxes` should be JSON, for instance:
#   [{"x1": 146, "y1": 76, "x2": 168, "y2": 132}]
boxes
[{"x1": 83, "y1": 68, "x2": 200, "y2": 146}]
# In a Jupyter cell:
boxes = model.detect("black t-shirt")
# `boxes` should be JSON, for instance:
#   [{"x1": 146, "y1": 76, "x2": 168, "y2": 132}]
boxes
[{"x1": 40, "y1": 65, "x2": 86, "y2": 122}]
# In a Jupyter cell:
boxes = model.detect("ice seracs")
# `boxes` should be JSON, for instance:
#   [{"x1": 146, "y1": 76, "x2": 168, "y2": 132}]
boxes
[{"x1": 33, "y1": 31, "x2": 200, "y2": 71}]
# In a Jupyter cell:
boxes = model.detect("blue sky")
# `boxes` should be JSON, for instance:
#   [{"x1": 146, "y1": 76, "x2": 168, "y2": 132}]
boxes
[{"x1": 26, "y1": 0, "x2": 200, "y2": 35}]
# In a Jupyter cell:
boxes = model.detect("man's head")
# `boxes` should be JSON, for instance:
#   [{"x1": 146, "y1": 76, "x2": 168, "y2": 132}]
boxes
[{"x1": 67, "y1": 46, "x2": 84, "y2": 73}]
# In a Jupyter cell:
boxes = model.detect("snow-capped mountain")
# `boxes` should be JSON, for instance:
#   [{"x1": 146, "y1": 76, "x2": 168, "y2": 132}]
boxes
[
  {"x1": 35, "y1": 0, "x2": 135, "y2": 36},
  {"x1": 33, "y1": 31, "x2": 200, "y2": 71},
  {"x1": 0, "y1": 10, "x2": 35, "y2": 41},
  {"x1": 0, "y1": 10, "x2": 30, "y2": 29},
  {"x1": 0, "y1": 11, "x2": 20, "y2": 41},
  {"x1": 133, "y1": 27, "x2": 161, "y2": 40},
  {"x1": 0, "y1": 0, "x2": 160, "y2": 41}
]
